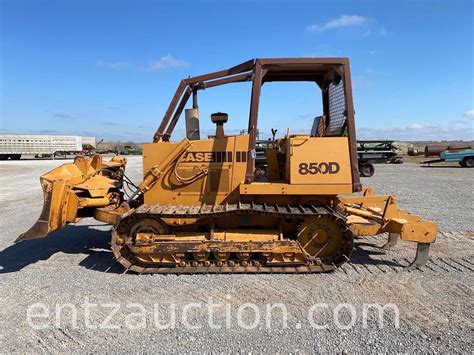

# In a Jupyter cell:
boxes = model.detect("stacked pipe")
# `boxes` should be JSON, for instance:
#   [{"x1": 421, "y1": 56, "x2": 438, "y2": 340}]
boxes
[{"x1": 424, "y1": 144, "x2": 472, "y2": 157}]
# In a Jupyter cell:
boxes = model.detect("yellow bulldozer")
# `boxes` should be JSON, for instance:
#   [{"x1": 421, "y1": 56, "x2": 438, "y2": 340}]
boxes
[{"x1": 17, "y1": 58, "x2": 436, "y2": 273}]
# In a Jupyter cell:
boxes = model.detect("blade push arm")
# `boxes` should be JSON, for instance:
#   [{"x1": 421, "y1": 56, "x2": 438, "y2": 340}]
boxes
[{"x1": 130, "y1": 138, "x2": 192, "y2": 199}]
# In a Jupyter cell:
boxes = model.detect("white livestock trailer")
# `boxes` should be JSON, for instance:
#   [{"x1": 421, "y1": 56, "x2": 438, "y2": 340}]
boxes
[{"x1": 0, "y1": 134, "x2": 83, "y2": 160}]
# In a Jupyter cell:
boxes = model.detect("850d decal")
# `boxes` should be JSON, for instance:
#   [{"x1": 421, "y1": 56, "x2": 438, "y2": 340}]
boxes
[{"x1": 298, "y1": 162, "x2": 340, "y2": 175}]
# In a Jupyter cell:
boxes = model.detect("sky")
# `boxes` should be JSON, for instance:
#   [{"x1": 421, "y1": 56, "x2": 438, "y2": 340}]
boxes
[{"x1": 1, "y1": 0, "x2": 473, "y2": 142}]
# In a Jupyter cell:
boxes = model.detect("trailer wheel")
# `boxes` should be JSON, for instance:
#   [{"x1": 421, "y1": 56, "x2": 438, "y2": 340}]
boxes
[
  {"x1": 461, "y1": 157, "x2": 474, "y2": 168},
  {"x1": 9, "y1": 154, "x2": 21, "y2": 160},
  {"x1": 360, "y1": 163, "x2": 375, "y2": 177}
]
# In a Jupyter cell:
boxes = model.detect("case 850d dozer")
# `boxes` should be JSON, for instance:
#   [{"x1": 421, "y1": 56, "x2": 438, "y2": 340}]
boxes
[{"x1": 17, "y1": 58, "x2": 436, "y2": 273}]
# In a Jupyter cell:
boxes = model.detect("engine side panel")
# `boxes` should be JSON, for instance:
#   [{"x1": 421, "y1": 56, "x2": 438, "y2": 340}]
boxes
[{"x1": 142, "y1": 135, "x2": 249, "y2": 206}]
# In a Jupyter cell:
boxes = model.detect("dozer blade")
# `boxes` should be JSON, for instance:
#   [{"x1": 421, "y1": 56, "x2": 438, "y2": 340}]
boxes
[
  {"x1": 16, "y1": 177, "x2": 56, "y2": 241},
  {"x1": 16, "y1": 155, "x2": 126, "y2": 243}
]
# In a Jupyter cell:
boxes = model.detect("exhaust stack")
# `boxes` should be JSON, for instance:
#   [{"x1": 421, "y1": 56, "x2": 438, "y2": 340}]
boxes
[{"x1": 185, "y1": 108, "x2": 200, "y2": 140}]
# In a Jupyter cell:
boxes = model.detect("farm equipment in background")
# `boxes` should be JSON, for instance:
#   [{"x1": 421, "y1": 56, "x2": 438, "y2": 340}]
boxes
[
  {"x1": 17, "y1": 58, "x2": 437, "y2": 273},
  {"x1": 356, "y1": 140, "x2": 404, "y2": 178},
  {"x1": 421, "y1": 148, "x2": 474, "y2": 167},
  {"x1": 357, "y1": 140, "x2": 404, "y2": 163},
  {"x1": 117, "y1": 144, "x2": 143, "y2": 155}
]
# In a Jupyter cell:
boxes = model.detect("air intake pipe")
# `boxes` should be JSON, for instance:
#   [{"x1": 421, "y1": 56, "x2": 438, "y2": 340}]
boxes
[{"x1": 211, "y1": 112, "x2": 228, "y2": 139}]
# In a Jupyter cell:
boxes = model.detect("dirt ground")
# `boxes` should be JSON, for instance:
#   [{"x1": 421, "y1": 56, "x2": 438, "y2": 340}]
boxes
[{"x1": 0, "y1": 157, "x2": 472, "y2": 352}]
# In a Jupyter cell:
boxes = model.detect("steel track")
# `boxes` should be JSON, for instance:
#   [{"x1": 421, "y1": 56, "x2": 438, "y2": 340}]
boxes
[{"x1": 111, "y1": 202, "x2": 354, "y2": 274}]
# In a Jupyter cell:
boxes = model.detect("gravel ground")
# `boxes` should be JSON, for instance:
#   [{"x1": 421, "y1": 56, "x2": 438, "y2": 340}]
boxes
[{"x1": 0, "y1": 157, "x2": 472, "y2": 353}]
